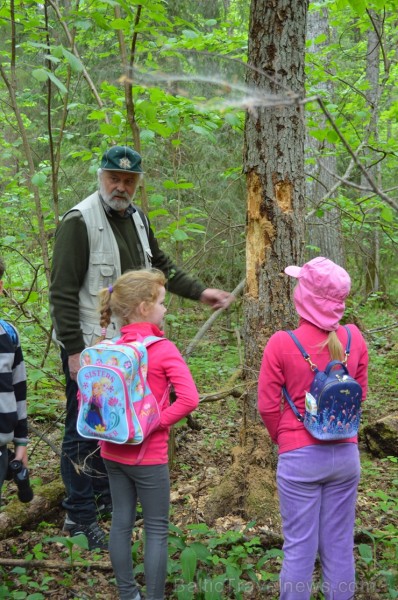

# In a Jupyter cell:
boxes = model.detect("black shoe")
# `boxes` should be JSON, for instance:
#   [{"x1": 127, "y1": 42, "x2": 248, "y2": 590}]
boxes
[{"x1": 63, "y1": 518, "x2": 108, "y2": 551}]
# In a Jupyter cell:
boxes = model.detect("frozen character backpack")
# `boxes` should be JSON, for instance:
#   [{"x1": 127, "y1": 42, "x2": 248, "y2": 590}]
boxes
[
  {"x1": 77, "y1": 335, "x2": 168, "y2": 444},
  {"x1": 282, "y1": 326, "x2": 363, "y2": 441}
]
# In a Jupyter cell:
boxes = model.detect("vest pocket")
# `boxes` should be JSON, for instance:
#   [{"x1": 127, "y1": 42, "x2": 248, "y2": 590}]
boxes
[{"x1": 88, "y1": 253, "x2": 115, "y2": 295}]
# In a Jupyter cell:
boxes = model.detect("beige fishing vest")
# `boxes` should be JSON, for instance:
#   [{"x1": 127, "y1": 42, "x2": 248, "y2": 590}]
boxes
[{"x1": 71, "y1": 193, "x2": 152, "y2": 347}]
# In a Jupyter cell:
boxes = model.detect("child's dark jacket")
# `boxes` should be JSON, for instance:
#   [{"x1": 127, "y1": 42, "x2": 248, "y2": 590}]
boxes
[{"x1": 0, "y1": 321, "x2": 28, "y2": 446}]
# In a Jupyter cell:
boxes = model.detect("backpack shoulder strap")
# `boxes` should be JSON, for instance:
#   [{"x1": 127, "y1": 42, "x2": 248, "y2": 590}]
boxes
[
  {"x1": 282, "y1": 331, "x2": 311, "y2": 422},
  {"x1": 282, "y1": 385, "x2": 304, "y2": 422},
  {"x1": 141, "y1": 335, "x2": 165, "y2": 348},
  {"x1": 285, "y1": 330, "x2": 310, "y2": 360},
  {"x1": 342, "y1": 325, "x2": 352, "y2": 357},
  {"x1": 0, "y1": 319, "x2": 18, "y2": 348}
]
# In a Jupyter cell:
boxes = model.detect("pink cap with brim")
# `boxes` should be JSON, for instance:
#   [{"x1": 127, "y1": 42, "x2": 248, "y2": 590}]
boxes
[{"x1": 284, "y1": 257, "x2": 351, "y2": 331}]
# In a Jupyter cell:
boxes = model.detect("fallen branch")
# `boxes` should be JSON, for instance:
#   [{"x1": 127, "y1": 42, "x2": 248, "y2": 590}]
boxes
[
  {"x1": 0, "y1": 557, "x2": 112, "y2": 570},
  {"x1": 0, "y1": 479, "x2": 65, "y2": 540},
  {"x1": 366, "y1": 321, "x2": 398, "y2": 333},
  {"x1": 29, "y1": 422, "x2": 62, "y2": 457},
  {"x1": 200, "y1": 386, "x2": 245, "y2": 403}
]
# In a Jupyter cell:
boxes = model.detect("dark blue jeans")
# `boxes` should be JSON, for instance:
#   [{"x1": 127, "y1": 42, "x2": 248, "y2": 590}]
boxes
[{"x1": 60, "y1": 347, "x2": 111, "y2": 524}]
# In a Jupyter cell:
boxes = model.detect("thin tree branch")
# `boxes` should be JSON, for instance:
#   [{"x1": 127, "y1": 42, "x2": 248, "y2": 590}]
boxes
[
  {"x1": 184, "y1": 279, "x2": 245, "y2": 360},
  {"x1": 316, "y1": 97, "x2": 398, "y2": 213},
  {"x1": 46, "y1": 0, "x2": 110, "y2": 124},
  {"x1": 366, "y1": 9, "x2": 390, "y2": 76}
]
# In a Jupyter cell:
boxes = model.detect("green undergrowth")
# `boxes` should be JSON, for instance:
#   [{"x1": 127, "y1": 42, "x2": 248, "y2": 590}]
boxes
[
  {"x1": 1, "y1": 300, "x2": 397, "y2": 598},
  {"x1": 1, "y1": 484, "x2": 397, "y2": 600}
]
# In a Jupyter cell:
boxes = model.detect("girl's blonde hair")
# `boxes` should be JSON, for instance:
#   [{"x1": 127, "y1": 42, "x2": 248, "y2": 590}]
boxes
[
  {"x1": 321, "y1": 331, "x2": 344, "y2": 361},
  {"x1": 98, "y1": 269, "x2": 166, "y2": 335}
]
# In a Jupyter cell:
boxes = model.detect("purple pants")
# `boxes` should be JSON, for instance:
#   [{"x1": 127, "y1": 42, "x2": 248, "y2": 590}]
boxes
[{"x1": 277, "y1": 443, "x2": 360, "y2": 600}]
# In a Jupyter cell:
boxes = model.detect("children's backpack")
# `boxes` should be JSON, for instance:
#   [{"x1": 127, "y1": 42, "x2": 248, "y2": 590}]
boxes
[
  {"x1": 282, "y1": 326, "x2": 363, "y2": 441},
  {"x1": 76, "y1": 335, "x2": 168, "y2": 445},
  {"x1": 0, "y1": 319, "x2": 18, "y2": 349}
]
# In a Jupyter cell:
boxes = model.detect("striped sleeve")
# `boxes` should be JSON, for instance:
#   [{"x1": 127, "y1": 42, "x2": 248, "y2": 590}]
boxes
[{"x1": 0, "y1": 323, "x2": 28, "y2": 445}]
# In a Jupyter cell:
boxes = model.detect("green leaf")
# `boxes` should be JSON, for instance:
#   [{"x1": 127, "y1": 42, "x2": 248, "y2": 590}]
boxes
[
  {"x1": 161, "y1": 180, "x2": 193, "y2": 190},
  {"x1": 223, "y1": 113, "x2": 242, "y2": 127},
  {"x1": 380, "y1": 205, "x2": 393, "y2": 222},
  {"x1": 173, "y1": 229, "x2": 189, "y2": 242},
  {"x1": 46, "y1": 533, "x2": 89, "y2": 550},
  {"x1": 148, "y1": 208, "x2": 169, "y2": 218},
  {"x1": 309, "y1": 128, "x2": 326, "y2": 141},
  {"x1": 347, "y1": 0, "x2": 367, "y2": 15},
  {"x1": 31, "y1": 172, "x2": 47, "y2": 187},
  {"x1": 176, "y1": 583, "x2": 194, "y2": 600},
  {"x1": 87, "y1": 110, "x2": 106, "y2": 120},
  {"x1": 109, "y1": 18, "x2": 130, "y2": 32},
  {"x1": 204, "y1": 574, "x2": 228, "y2": 600},
  {"x1": 99, "y1": 123, "x2": 119, "y2": 136},
  {"x1": 92, "y1": 13, "x2": 111, "y2": 30},
  {"x1": 182, "y1": 30, "x2": 198, "y2": 39},
  {"x1": 314, "y1": 33, "x2": 327, "y2": 44},
  {"x1": 326, "y1": 129, "x2": 339, "y2": 143},
  {"x1": 47, "y1": 71, "x2": 68, "y2": 94},
  {"x1": 51, "y1": 45, "x2": 64, "y2": 59},
  {"x1": 62, "y1": 48, "x2": 83, "y2": 72},
  {"x1": 140, "y1": 129, "x2": 156, "y2": 142},
  {"x1": 32, "y1": 68, "x2": 48, "y2": 82},
  {"x1": 180, "y1": 546, "x2": 197, "y2": 583},
  {"x1": 358, "y1": 543, "x2": 373, "y2": 564},
  {"x1": 1, "y1": 235, "x2": 16, "y2": 244},
  {"x1": 188, "y1": 542, "x2": 211, "y2": 561}
]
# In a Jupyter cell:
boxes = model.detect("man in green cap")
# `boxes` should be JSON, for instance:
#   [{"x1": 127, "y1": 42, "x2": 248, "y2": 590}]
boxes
[{"x1": 49, "y1": 145, "x2": 234, "y2": 550}]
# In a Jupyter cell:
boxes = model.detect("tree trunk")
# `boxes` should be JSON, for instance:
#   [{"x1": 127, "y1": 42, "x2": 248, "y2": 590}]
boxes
[
  {"x1": 244, "y1": 0, "x2": 308, "y2": 421},
  {"x1": 362, "y1": 11, "x2": 382, "y2": 294},
  {"x1": 305, "y1": 7, "x2": 344, "y2": 265},
  {"x1": 205, "y1": 0, "x2": 309, "y2": 526}
]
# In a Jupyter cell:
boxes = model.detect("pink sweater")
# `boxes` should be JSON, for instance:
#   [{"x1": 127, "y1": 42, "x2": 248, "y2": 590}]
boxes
[
  {"x1": 100, "y1": 322, "x2": 199, "y2": 465},
  {"x1": 258, "y1": 320, "x2": 368, "y2": 454}
]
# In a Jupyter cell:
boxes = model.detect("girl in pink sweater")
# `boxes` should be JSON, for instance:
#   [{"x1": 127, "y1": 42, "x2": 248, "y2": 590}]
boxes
[
  {"x1": 98, "y1": 269, "x2": 199, "y2": 600},
  {"x1": 258, "y1": 257, "x2": 368, "y2": 600}
]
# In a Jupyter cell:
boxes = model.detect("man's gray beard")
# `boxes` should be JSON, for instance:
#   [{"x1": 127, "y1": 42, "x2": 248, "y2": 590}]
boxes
[{"x1": 99, "y1": 182, "x2": 132, "y2": 211}]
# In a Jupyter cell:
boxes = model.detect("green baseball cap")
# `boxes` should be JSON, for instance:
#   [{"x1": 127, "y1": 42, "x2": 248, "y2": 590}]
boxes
[{"x1": 100, "y1": 146, "x2": 143, "y2": 173}]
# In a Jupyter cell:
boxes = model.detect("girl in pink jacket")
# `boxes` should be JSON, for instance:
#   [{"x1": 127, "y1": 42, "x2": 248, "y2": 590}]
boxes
[
  {"x1": 98, "y1": 269, "x2": 199, "y2": 600},
  {"x1": 258, "y1": 257, "x2": 368, "y2": 600}
]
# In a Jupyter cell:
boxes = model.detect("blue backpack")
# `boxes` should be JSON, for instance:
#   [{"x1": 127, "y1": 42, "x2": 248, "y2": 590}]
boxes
[
  {"x1": 77, "y1": 335, "x2": 168, "y2": 445},
  {"x1": 282, "y1": 326, "x2": 363, "y2": 441},
  {"x1": 0, "y1": 319, "x2": 18, "y2": 349}
]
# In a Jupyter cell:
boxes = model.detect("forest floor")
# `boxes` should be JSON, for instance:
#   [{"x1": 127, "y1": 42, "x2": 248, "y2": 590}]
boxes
[
  {"x1": 0, "y1": 394, "x2": 396, "y2": 600},
  {"x1": 0, "y1": 304, "x2": 397, "y2": 599}
]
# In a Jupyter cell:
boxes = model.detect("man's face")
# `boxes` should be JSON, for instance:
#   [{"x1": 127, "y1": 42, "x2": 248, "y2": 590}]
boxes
[{"x1": 99, "y1": 170, "x2": 141, "y2": 212}]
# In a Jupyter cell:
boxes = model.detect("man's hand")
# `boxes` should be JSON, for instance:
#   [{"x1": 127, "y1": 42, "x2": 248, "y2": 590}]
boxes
[
  {"x1": 68, "y1": 353, "x2": 81, "y2": 382},
  {"x1": 199, "y1": 288, "x2": 235, "y2": 310}
]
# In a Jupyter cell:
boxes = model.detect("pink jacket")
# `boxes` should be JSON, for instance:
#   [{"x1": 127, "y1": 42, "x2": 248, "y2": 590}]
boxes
[
  {"x1": 257, "y1": 320, "x2": 368, "y2": 454},
  {"x1": 100, "y1": 322, "x2": 199, "y2": 465}
]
